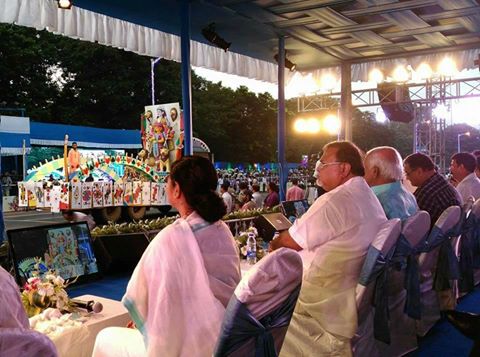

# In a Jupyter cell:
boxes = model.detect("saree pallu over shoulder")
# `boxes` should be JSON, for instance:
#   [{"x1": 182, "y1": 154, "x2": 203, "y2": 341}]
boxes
[{"x1": 122, "y1": 218, "x2": 225, "y2": 357}]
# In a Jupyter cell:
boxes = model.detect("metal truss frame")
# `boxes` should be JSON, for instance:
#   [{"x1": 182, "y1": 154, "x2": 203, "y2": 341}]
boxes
[{"x1": 297, "y1": 76, "x2": 480, "y2": 173}]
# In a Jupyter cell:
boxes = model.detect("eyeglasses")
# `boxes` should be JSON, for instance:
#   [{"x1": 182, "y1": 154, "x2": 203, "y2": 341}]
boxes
[
  {"x1": 404, "y1": 168, "x2": 416, "y2": 177},
  {"x1": 316, "y1": 161, "x2": 344, "y2": 171}
]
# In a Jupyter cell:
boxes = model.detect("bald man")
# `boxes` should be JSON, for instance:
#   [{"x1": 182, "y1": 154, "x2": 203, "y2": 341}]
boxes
[{"x1": 364, "y1": 146, "x2": 418, "y2": 220}]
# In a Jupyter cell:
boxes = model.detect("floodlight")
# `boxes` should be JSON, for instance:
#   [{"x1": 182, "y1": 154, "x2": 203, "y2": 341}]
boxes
[
  {"x1": 294, "y1": 119, "x2": 307, "y2": 133},
  {"x1": 306, "y1": 118, "x2": 321, "y2": 133},
  {"x1": 320, "y1": 73, "x2": 337, "y2": 91},
  {"x1": 57, "y1": 0, "x2": 72, "y2": 9},
  {"x1": 202, "y1": 23, "x2": 231, "y2": 52},
  {"x1": 323, "y1": 114, "x2": 341, "y2": 135},
  {"x1": 369, "y1": 68, "x2": 384, "y2": 84},
  {"x1": 274, "y1": 52, "x2": 296, "y2": 72},
  {"x1": 416, "y1": 63, "x2": 432, "y2": 80},
  {"x1": 392, "y1": 65, "x2": 409, "y2": 82},
  {"x1": 438, "y1": 57, "x2": 457, "y2": 77}
]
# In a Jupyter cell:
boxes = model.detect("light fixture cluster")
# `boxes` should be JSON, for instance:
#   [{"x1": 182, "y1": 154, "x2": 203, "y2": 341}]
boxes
[
  {"x1": 369, "y1": 57, "x2": 458, "y2": 84},
  {"x1": 293, "y1": 112, "x2": 340, "y2": 135},
  {"x1": 57, "y1": 0, "x2": 72, "y2": 9}
]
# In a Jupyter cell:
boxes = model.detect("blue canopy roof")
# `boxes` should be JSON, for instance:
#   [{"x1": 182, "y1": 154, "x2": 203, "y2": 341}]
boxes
[
  {"x1": 30, "y1": 122, "x2": 141, "y2": 149},
  {"x1": 0, "y1": 132, "x2": 30, "y2": 155}
]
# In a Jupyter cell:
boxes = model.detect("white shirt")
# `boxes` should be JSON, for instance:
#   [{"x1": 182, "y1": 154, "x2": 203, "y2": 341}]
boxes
[
  {"x1": 252, "y1": 191, "x2": 262, "y2": 208},
  {"x1": 222, "y1": 191, "x2": 233, "y2": 213},
  {"x1": 284, "y1": 177, "x2": 386, "y2": 343},
  {"x1": 456, "y1": 172, "x2": 480, "y2": 203}
]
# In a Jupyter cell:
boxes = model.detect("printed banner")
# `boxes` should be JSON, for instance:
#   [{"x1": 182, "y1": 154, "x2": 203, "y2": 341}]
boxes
[
  {"x1": 18, "y1": 182, "x2": 28, "y2": 207},
  {"x1": 123, "y1": 182, "x2": 133, "y2": 205},
  {"x1": 113, "y1": 182, "x2": 125, "y2": 206},
  {"x1": 34, "y1": 182, "x2": 45, "y2": 208},
  {"x1": 59, "y1": 183, "x2": 70, "y2": 210},
  {"x1": 103, "y1": 181, "x2": 113, "y2": 206},
  {"x1": 142, "y1": 182, "x2": 151, "y2": 205},
  {"x1": 92, "y1": 182, "x2": 103, "y2": 207},
  {"x1": 132, "y1": 181, "x2": 143, "y2": 205},
  {"x1": 81, "y1": 182, "x2": 93, "y2": 209},
  {"x1": 50, "y1": 186, "x2": 61, "y2": 213},
  {"x1": 71, "y1": 182, "x2": 82, "y2": 209}
]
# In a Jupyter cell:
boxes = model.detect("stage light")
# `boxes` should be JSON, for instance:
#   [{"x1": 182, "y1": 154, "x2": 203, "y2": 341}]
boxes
[
  {"x1": 306, "y1": 118, "x2": 321, "y2": 133},
  {"x1": 416, "y1": 63, "x2": 433, "y2": 80},
  {"x1": 274, "y1": 52, "x2": 296, "y2": 72},
  {"x1": 57, "y1": 0, "x2": 73, "y2": 9},
  {"x1": 369, "y1": 68, "x2": 384, "y2": 84},
  {"x1": 294, "y1": 118, "x2": 307, "y2": 133},
  {"x1": 323, "y1": 114, "x2": 341, "y2": 135},
  {"x1": 392, "y1": 65, "x2": 409, "y2": 82},
  {"x1": 438, "y1": 57, "x2": 457, "y2": 77},
  {"x1": 202, "y1": 23, "x2": 231, "y2": 52},
  {"x1": 320, "y1": 73, "x2": 337, "y2": 91}
]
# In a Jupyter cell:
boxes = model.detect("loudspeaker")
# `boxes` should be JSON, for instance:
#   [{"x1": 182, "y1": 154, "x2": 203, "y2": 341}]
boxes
[
  {"x1": 254, "y1": 213, "x2": 292, "y2": 242},
  {"x1": 377, "y1": 83, "x2": 415, "y2": 123}
]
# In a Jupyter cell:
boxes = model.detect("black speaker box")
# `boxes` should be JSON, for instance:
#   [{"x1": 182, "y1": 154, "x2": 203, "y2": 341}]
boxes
[
  {"x1": 377, "y1": 83, "x2": 415, "y2": 123},
  {"x1": 254, "y1": 213, "x2": 292, "y2": 242}
]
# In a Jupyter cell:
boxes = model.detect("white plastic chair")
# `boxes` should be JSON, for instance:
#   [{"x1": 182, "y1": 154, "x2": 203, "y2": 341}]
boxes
[
  {"x1": 352, "y1": 218, "x2": 402, "y2": 357},
  {"x1": 416, "y1": 205, "x2": 461, "y2": 337}
]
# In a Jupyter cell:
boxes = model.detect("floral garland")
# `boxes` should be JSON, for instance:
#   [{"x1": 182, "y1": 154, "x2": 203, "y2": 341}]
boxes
[{"x1": 21, "y1": 262, "x2": 75, "y2": 317}]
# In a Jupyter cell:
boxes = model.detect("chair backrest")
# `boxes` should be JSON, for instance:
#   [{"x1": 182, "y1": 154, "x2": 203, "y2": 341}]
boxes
[
  {"x1": 0, "y1": 328, "x2": 58, "y2": 356},
  {"x1": 471, "y1": 197, "x2": 480, "y2": 218},
  {"x1": 356, "y1": 219, "x2": 402, "y2": 306},
  {"x1": 214, "y1": 248, "x2": 303, "y2": 357},
  {"x1": 419, "y1": 206, "x2": 461, "y2": 275},
  {"x1": 402, "y1": 210, "x2": 431, "y2": 248}
]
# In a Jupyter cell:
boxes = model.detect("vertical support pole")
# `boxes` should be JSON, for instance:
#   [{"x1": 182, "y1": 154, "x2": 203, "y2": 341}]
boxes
[
  {"x1": 64, "y1": 135, "x2": 69, "y2": 182},
  {"x1": 277, "y1": 36, "x2": 287, "y2": 201},
  {"x1": 151, "y1": 59, "x2": 156, "y2": 105},
  {"x1": 180, "y1": 0, "x2": 193, "y2": 156},
  {"x1": 340, "y1": 62, "x2": 352, "y2": 141},
  {"x1": 22, "y1": 139, "x2": 27, "y2": 180}
]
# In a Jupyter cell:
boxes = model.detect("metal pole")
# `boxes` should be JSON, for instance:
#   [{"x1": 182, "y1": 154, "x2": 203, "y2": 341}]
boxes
[
  {"x1": 151, "y1": 59, "x2": 155, "y2": 105},
  {"x1": 277, "y1": 36, "x2": 287, "y2": 201},
  {"x1": 340, "y1": 62, "x2": 352, "y2": 141},
  {"x1": 22, "y1": 139, "x2": 26, "y2": 180},
  {"x1": 457, "y1": 134, "x2": 461, "y2": 153},
  {"x1": 180, "y1": 0, "x2": 193, "y2": 156}
]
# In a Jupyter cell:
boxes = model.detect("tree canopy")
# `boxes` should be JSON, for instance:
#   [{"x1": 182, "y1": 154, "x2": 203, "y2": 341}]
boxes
[{"x1": 0, "y1": 24, "x2": 477, "y2": 164}]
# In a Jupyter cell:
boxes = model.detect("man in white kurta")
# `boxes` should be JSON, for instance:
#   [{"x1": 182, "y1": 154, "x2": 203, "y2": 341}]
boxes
[{"x1": 272, "y1": 141, "x2": 386, "y2": 356}]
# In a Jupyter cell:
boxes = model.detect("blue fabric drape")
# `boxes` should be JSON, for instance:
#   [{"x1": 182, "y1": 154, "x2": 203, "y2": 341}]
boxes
[
  {"x1": 213, "y1": 285, "x2": 301, "y2": 357},
  {"x1": 458, "y1": 212, "x2": 477, "y2": 293},
  {"x1": 422, "y1": 226, "x2": 460, "y2": 291},
  {"x1": 467, "y1": 213, "x2": 480, "y2": 269},
  {"x1": 358, "y1": 245, "x2": 396, "y2": 344},
  {"x1": 391, "y1": 234, "x2": 425, "y2": 320}
]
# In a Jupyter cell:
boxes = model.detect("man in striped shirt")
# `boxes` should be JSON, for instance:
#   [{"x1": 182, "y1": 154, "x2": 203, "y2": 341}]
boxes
[{"x1": 403, "y1": 152, "x2": 461, "y2": 227}]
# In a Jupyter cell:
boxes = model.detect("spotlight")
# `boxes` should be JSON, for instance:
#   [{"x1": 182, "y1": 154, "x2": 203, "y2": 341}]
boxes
[
  {"x1": 202, "y1": 23, "x2": 231, "y2": 52},
  {"x1": 57, "y1": 0, "x2": 73, "y2": 9},
  {"x1": 274, "y1": 52, "x2": 296, "y2": 72},
  {"x1": 369, "y1": 68, "x2": 384, "y2": 84}
]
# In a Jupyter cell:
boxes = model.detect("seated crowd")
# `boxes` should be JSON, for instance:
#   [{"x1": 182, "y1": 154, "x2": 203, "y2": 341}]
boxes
[{"x1": 2, "y1": 144, "x2": 480, "y2": 356}]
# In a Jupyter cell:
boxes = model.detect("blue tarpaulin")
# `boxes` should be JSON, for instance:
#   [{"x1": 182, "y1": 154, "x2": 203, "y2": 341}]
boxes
[
  {"x1": 30, "y1": 122, "x2": 141, "y2": 149},
  {"x1": 0, "y1": 132, "x2": 30, "y2": 155}
]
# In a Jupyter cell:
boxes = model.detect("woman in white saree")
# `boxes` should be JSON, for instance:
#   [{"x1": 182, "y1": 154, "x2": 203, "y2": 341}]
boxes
[{"x1": 93, "y1": 156, "x2": 241, "y2": 357}]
